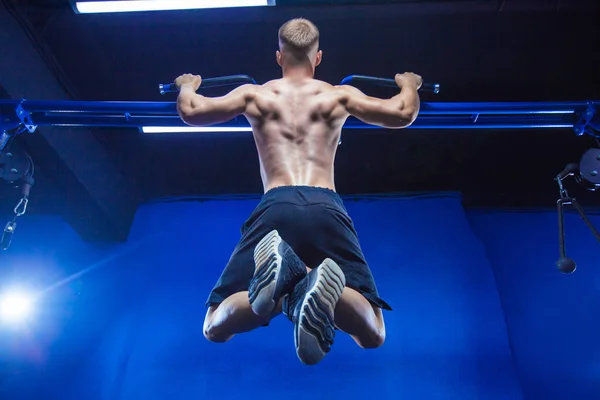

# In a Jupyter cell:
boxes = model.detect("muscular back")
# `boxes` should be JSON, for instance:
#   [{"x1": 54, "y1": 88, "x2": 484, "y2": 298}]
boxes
[
  {"x1": 244, "y1": 78, "x2": 347, "y2": 192},
  {"x1": 177, "y1": 73, "x2": 420, "y2": 192}
]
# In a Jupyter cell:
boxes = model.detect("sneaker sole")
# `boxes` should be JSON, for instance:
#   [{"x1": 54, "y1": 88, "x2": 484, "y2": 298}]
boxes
[
  {"x1": 249, "y1": 230, "x2": 283, "y2": 316},
  {"x1": 295, "y1": 258, "x2": 346, "y2": 366}
]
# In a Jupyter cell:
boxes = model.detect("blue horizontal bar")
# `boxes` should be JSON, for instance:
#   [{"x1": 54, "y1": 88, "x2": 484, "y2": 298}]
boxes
[
  {"x1": 30, "y1": 114, "x2": 575, "y2": 130},
  {"x1": 0, "y1": 99, "x2": 596, "y2": 131},
  {"x1": 419, "y1": 101, "x2": 598, "y2": 114},
  {"x1": 3, "y1": 99, "x2": 595, "y2": 115},
  {"x1": 16, "y1": 100, "x2": 176, "y2": 114}
]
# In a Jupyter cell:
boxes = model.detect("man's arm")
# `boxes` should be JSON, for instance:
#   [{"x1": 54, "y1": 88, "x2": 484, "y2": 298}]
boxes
[
  {"x1": 336, "y1": 73, "x2": 422, "y2": 129},
  {"x1": 175, "y1": 74, "x2": 257, "y2": 127}
]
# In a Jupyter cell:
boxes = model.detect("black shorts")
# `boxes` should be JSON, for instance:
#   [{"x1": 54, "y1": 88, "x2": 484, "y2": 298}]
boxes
[{"x1": 206, "y1": 185, "x2": 392, "y2": 311}]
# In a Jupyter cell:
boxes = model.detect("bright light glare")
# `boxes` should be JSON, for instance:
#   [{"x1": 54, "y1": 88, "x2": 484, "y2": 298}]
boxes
[
  {"x1": 142, "y1": 126, "x2": 253, "y2": 133},
  {"x1": 75, "y1": 0, "x2": 273, "y2": 14},
  {"x1": 1, "y1": 290, "x2": 35, "y2": 324}
]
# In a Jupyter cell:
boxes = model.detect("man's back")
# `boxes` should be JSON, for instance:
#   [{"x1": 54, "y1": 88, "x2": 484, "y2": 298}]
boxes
[
  {"x1": 176, "y1": 72, "x2": 421, "y2": 194},
  {"x1": 245, "y1": 78, "x2": 345, "y2": 192}
]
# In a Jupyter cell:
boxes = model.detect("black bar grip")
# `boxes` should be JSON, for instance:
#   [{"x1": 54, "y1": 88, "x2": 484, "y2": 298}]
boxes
[
  {"x1": 159, "y1": 74, "x2": 257, "y2": 95},
  {"x1": 340, "y1": 75, "x2": 440, "y2": 94}
]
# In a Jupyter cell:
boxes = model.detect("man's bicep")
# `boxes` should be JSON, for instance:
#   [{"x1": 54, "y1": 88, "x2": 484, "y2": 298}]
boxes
[
  {"x1": 212, "y1": 84, "x2": 256, "y2": 114},
  {"x1": 335, "y1": 85, "x2": 413, "y2": 129},
  {"x1": 182, "y1": 84, "x2": 256, "y2": 126}
]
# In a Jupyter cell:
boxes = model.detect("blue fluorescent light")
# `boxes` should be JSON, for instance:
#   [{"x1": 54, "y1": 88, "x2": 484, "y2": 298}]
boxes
[
  {"x1": 74, "y1": 0, "x2": 275, "y2": 14},
  {"x1": 142, "y1": 126, "x2": 253, "y2": 133}
]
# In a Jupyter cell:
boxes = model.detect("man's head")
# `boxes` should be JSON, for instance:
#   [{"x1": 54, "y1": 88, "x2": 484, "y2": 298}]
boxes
[{"x1": 277, "y1": 18, "x2": 322, "y2": 72}]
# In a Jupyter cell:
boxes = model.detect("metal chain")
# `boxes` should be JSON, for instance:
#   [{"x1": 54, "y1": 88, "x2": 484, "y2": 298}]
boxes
[
  {"x1": 2, "y1": 187, "x2": 30, "y2": 250},
  {"x1": 14, "y1": 196, "x2": 28, "y2": 217}
]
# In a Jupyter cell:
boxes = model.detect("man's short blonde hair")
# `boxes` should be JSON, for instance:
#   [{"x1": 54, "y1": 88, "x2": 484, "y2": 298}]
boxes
[{"x1": 278, "y1": 18, "x2": 320, "y2": 54}]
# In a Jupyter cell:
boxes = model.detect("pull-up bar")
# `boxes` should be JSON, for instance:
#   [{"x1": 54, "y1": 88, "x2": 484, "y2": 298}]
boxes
[
  {"x1": 0, "y1": 74, "x2": 598, "y2": 152},
  {"x1": 1, "y1": 100, "x2": 596, "y2": 129},
  {"x1": 157, "y1": 74, "x2": 441, "y2": 95}
]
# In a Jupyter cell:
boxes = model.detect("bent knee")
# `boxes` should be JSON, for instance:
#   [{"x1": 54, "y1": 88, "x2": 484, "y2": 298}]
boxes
[
  {"x1": 203, "y1": 321, "x2": 233, "y2": 343},
  {"x1": 356, "y1": 329, "x2": 385, "y2": 349}
]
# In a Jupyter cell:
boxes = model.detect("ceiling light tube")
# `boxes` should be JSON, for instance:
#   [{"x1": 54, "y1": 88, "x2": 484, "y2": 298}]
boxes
[
  {"x1": 142, "y1": 126, "x2": 253, "y2": 133},
  {"x1": 73, "y1": 0, "x2": 275, "y2": 14}
]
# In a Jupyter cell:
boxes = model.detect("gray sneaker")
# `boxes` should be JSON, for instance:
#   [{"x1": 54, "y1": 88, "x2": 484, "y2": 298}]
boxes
[
  {"x1": 283, "y1": 259, "x2": 346, "y2": 365},
  {"x1": 249, "y1": 230, "x2": 307, "y2": 317}
]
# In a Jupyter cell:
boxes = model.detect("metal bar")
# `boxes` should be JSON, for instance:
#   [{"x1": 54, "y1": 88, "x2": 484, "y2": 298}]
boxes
[
  {"x1": 158, "y1": 74, "x2": 257, "y2": 95},
  {"x1": 340, "y1": 75, "x2": 440, "y2": 94},
  {"x1": 17, "y1": 100, "x2": 177, "y2": 114},
  {"x1": 570, "y1": 198, "x2": 600, "y2": 244},
  {"x1": 27, "y1": 113, "x2": 575, "y2": 130},
  {"x1": 419, "y1": 102, "x2": 597, "y2": 115},
  {"x1": 557, "y1": 199, "x2": 567, "y2": 259},
  {"x1": 0, "y1": 99, "x2": 596, "y2": 131},
  {"x1": 0, "y1": 100, "x2": 594, "y2": 115}
]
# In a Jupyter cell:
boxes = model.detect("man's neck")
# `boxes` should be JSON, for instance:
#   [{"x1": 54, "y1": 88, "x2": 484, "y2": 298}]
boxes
[{"x1": 282, "y1": 63, "x2": 314, "y2": 80}]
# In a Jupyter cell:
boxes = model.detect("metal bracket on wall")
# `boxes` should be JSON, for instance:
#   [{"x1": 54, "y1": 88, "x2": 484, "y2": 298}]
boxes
[
  {"x1": 573, "y1": 102, "x2": 599, "y2": 137},
  {"x1": 1, "y1": 100, "x2": 38, "y2": 152}
]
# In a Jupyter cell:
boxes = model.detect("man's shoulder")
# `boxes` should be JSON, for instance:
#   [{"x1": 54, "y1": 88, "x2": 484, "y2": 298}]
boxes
[
  {"x1": 260, "y1": 79, "x2": 282, "y2": 88},
  {"x1": 306, "y1": 79, "x2": 339, "y2": 92}
]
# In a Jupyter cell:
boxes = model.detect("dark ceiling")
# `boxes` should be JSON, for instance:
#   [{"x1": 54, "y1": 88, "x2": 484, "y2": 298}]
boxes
[{"x1": 1, "y1": 0, "x2": 600, "y2": 241}]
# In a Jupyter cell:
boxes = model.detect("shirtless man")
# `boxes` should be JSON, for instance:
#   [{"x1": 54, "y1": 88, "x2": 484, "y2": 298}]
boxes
[{"x1": 175, "y1": 18, "x2": 422, "y2": 365}]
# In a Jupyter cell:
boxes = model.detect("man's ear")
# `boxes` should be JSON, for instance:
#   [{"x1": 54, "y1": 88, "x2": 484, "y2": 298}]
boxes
[
  {"x1": 276, "y1": 50, "x2": 283, "y2": 67},
  {"x1": 315, "y1": 50, "x2": 323, "y2": 67}
]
